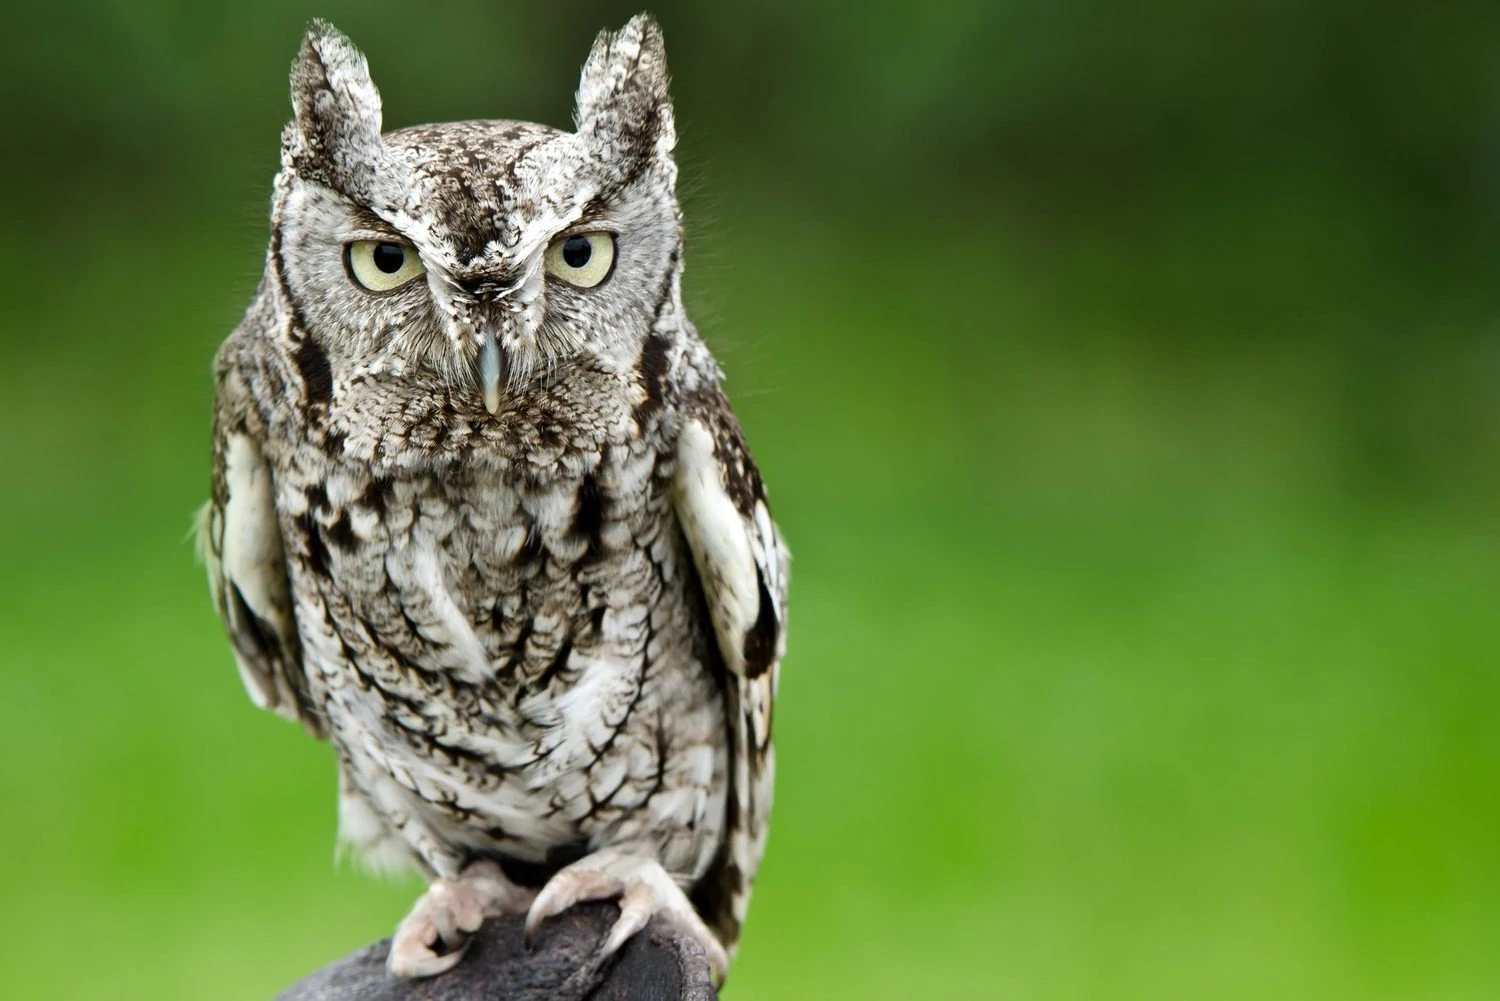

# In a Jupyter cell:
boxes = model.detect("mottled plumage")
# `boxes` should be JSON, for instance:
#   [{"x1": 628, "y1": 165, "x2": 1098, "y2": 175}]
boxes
[{"x1": 199, "y1": 15, "x2": 786, "y2": 980}]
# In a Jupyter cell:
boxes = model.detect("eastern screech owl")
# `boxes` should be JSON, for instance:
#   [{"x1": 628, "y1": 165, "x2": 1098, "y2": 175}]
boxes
[{"x1": 198, "y1": 15, "x2": 786, "y2": 981}]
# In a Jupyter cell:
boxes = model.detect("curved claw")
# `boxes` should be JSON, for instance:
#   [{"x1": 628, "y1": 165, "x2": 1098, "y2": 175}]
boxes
[
  {"x1": 387, "y1": 904, "x2": 474, "y2": 978},
  {"x1": 389, "y1": 862, "x2": 534, "y2": 979},
  {"x1": 523, "y1": 863, "x2": 619, "y2": 948},
  {"x1": 522, "y1": 848, "x2": 730, "y2": 982}
]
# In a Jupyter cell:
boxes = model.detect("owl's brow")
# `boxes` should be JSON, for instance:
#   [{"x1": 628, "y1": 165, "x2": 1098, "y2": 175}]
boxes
[
  {"x1": 555, "y1": 215, "x2": 623, "y2": 237},
  {"x1": 341, "y1": 204, "x2": 401, "y2": 235},
  {"x1": 332, "y1": 209, "x2": 412, "y2": 249},
  {"x1": 340, "y1": 226, "x2": 410, "y2": 244},
  {"x1": 574, "y1": 191, "x2": 631, "y2": 229}
]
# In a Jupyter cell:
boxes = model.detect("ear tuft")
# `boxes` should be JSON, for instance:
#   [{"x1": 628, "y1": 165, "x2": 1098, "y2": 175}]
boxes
[
  {"x1": 283, "y1": 20, "x2": 385, "y2": 194},
  {"x1": 575, "y1": 13, "x2": 676, "y2": 161}
]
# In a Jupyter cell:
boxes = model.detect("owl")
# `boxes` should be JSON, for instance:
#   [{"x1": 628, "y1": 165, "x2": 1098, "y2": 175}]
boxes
[{"x1": 197, "y1": 15, "x2": 787, "y2": 981}]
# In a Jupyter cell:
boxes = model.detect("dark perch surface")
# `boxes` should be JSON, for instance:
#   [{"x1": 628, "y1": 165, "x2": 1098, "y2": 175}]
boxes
[{"x1": 275, "y1": 903, "x2": 718, "y2": 1001}]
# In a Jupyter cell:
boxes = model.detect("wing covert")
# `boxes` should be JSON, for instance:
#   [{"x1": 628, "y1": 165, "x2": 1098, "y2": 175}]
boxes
[
  {"x1": 201, "y1": 394, "x2": 323, "y2": 738},
  {"x1": 671, "y1": 386, "x2": 788, "y2": 950}
]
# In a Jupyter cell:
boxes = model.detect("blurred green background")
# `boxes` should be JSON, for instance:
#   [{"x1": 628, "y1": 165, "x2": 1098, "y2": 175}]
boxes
[{"x1": 2, "y1": 1, "x2": 1498, "y2": 998}]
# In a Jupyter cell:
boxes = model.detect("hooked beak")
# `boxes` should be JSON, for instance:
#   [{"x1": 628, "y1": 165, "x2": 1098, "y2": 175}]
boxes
[
  {"x1": 479, "y1": 328, "x2": 506, "y2": 414},
  {"x1": 457, "y1": 257, "x2": 542, "y2": 414}
]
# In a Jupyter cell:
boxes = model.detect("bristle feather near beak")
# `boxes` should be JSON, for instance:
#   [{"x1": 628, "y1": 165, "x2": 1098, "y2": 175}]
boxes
[{"x1": 480, "y1": 332, "x2": 504, "y2": 414}]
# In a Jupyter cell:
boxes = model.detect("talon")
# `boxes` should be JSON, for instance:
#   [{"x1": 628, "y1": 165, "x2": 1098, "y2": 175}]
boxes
[
  {"x1": 522, "y1": 883, "x2": 555, "y2": 948},
  {"x1": 387, "y1": 918, "x2": 471, "y2": 978},
  {"x1": 389, "y1": 862, "x2": 534, "y2": 978},
  {"x1": 524, "y1": 865, "x2": 609, "y2": 948},
  {"x1": 525, "y1": 848, "x2": 730, "y2": 979},
  {"x1": 601, "y1": 881, "x2": 653, "y2": 958}
]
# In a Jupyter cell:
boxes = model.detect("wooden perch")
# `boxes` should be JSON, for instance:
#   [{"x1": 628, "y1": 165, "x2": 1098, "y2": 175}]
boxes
[{"x1": 275, "y1": 902, "x2": 719, "y2": 1001}]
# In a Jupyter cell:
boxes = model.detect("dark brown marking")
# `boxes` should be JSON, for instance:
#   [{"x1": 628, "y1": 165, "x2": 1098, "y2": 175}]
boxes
[
  {"x1": 634, "y1": 332, "x2": 670, "y2": 422},
  {"x1": 572, "y1": 474, "x2": 604, "y2": 558},
  {"x1": 651, "y1": 246, "x2": 680, "y2": 327},
  {"x1": 228, "y1": 583, "x2": 279, "y2": 663},
  {"x1": 325, "y1": 510, "x2": 357, "y2": 551},
  {"x1": 269, "y1": 226, "x2": 309, "y2": 333},
  {"x1": 456, "y1": 273, "x2": 518, "y2": 298},
  {"x1": 536, "y1": 635, "x2": 573, "y2": 689},
  {"x1": 361, "y1": 476, "x2": 392, "y2": 515},
  {"x1": 743, "y1": 569, "x2": 779, "y2": 679},
  {"x1": 706, "y1": 395, "x2": 767, "y2": 518},
  {"x1": 518, "y1": 524, "x2": 543, "y2": 564},
  {"x1": 638, "y1": 716, "x2": 671, "y2": 805},
  {"x1": 502, "y1": 618, "x2": 534, "y2": 680},
  {"x1": 300, "y1": 513, "x2": 332, "y2": 576},
  {"x1": 295, "y1": 336, "x2": 333, "y2": 405}
]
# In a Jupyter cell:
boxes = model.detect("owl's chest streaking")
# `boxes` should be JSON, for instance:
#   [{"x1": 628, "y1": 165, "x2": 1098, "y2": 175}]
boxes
[{"x1": 264, "y1": 375, "x2": 729, "y2": 883}]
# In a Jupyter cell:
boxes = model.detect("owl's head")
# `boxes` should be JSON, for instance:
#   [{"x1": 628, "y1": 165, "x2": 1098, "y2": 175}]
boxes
[{"x1": 269, "y1": 15, "x2": 681, "y2": 413}]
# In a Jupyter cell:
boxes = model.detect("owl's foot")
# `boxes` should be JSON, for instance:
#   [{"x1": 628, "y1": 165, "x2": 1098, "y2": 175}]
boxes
[
  {"x1": 523, "y1": 848, "x2": 729, "y2": 982},
  {"x1": 387, "y1": 860, "x2": 536, "y2": 978}
]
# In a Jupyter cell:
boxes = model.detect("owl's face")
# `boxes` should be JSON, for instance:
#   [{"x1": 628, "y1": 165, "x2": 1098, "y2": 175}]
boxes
[{"x1": 270, "y1": 18, "x2": 680, "y2": 413}]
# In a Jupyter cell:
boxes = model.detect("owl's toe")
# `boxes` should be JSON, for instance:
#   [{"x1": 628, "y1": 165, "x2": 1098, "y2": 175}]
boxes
[
  {"x1": 387, "y1": 862, "x2": 533, "y2": 978},
  {"x1": 387, "y1": 906, "x2": 470, "y2": 978},
  {"x1": 523, "y1": 847, "x2": 729, "y2": 982}
]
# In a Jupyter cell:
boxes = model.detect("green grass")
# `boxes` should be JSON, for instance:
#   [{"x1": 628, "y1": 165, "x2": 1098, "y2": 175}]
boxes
[{"x1": 0, "y1": 200, "x2": 1496, "y2": 999}]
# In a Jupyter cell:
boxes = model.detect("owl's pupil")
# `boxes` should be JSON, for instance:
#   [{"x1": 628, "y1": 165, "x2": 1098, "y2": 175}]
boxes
[
  {"x1": 372, "y1": 243, "x2": 406, "y2": 274},
  {"x1": 562, "y1": 236, "x2": 592, "y2": 269}
]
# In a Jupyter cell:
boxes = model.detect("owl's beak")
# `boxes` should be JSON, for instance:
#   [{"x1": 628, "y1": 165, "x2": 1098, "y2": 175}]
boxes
[{"x1": 480, "y1": 330, "x2": 505, "y2": 414}]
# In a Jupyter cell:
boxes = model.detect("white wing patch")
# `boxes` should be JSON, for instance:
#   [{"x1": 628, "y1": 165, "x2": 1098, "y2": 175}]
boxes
[
  {"x1": 670, "y1": 402, "x2": 788, "y2": 954},
  {"x1": 202, "y1": 431, "x2": 320, "y2": 734},
  {"x1": 672, "y1": 419, "x2": 760, "y2": 675}
]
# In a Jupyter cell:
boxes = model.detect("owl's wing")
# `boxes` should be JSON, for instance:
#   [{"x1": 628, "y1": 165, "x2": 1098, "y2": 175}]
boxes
[
  {"x1": 671, "y1": 386, "x2": 788, "y2": 952},
  {"x1": 199, "y1": 371, "x2": 324, "y2": 739}
]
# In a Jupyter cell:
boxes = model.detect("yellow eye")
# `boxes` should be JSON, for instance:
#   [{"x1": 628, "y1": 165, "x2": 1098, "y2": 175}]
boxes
[
  {"x1": 346, "y1": 240, "x2": 425, "y2": 292},
  {"x1": 544, "y1": 232, "x2": 616, "y2": 288}
]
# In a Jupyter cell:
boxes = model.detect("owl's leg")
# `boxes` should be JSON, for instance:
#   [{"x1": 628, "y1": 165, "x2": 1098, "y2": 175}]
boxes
[
  {"x1": 523, "y1": 847, "x2": 729, "y2": 982},
  {"x1": 388, "y1": 860, "x2": 537, "y2": 978}
]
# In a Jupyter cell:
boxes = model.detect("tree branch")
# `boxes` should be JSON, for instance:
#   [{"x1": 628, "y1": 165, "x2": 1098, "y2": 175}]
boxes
[{"x1": 275, "y1": 902, "x2": 718, "y2": 1000}]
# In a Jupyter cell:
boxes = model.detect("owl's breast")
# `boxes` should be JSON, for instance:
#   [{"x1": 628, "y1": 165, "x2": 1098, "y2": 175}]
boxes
[{"x1": 274, "y1": 426, "x2": 726, "y2": 875}]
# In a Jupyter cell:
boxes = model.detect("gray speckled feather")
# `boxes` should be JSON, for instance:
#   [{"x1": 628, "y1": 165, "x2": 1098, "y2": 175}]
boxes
[{"x1": 199, "y1": 15, "x2": 786, "y2": 975}]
